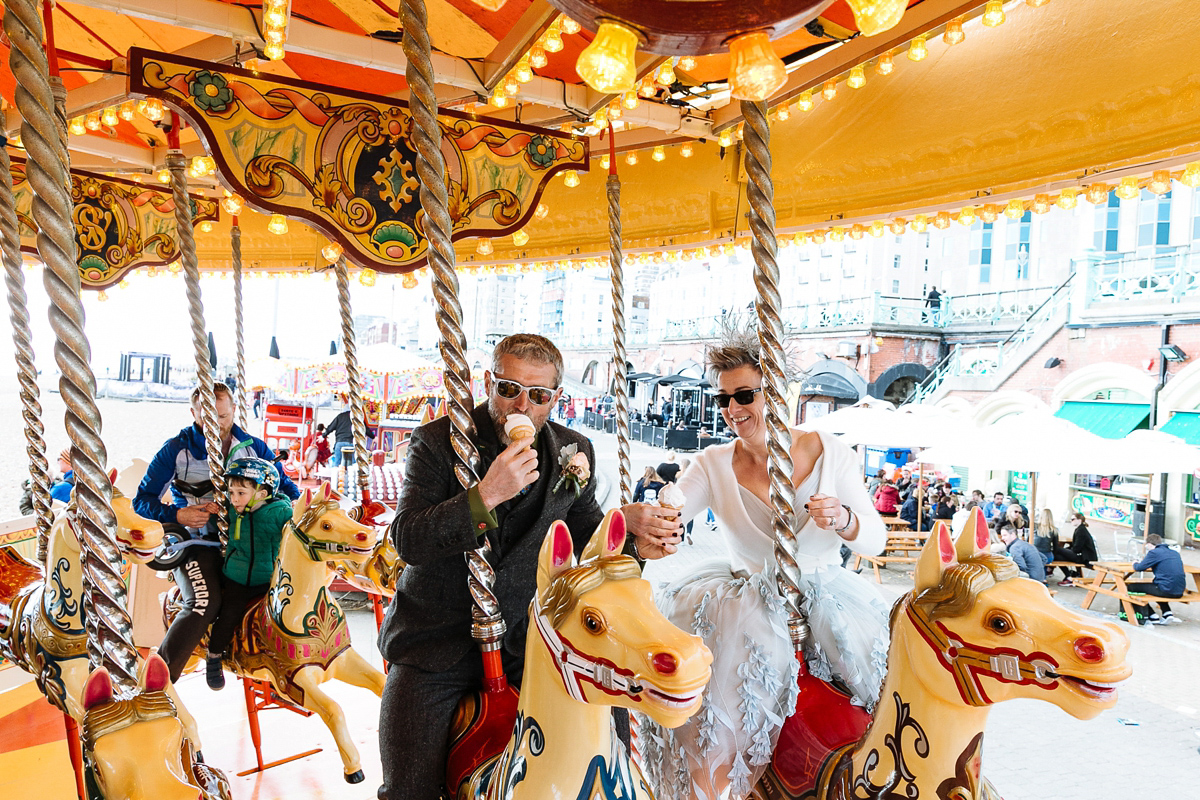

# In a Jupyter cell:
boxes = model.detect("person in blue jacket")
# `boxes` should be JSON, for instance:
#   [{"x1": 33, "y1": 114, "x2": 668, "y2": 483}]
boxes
[
  {"x1": 1128, "y1": 534, "x2": 1187, "y2": 624},
  {"x1": 49, "y1": 448, "x2": 75, "y2": 504},
  {"x1": 135, "y1": 382, "x2": 299, "y2": 682}
]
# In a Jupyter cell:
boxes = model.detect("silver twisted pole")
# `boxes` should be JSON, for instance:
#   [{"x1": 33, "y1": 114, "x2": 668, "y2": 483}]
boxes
[
  {"x1": 0, "y1": 140, "x2": 54, "y2": 561},
  {"x1": 334, "y1": 256, "x2": 369, "y2": 500},
  {"x1": 166, "y1": 144, "x2": 227, "y2": 540},
  {"x1": 402, "y1": 0, "x2": 504, "y2": 650},
  {"x1": 743, "y1": 99, "x2": 809, "y2": 649},
  {"x1": 5, "y1": 0, "x2": 137, "y2": 687},
  {"x1": 232, "y1": 219, "x2": 247, "y2": 431},
  {"x1": 607, "y1": 173, "x2": 631, "y2": 506}
]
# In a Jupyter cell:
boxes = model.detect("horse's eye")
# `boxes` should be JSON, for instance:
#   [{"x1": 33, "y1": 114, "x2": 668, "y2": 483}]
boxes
[
  {"x1": 321, "y1": 522, "x2": 333, "y2": 532},
  {"x1": 582, "y1": 609, "x2": 606, "y2": 635},
  {"x1": 986, "y1": 611, "x2": 1013, "y2": 635}
]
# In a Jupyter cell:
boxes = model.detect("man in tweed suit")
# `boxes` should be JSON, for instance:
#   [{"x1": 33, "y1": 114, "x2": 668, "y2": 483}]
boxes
[{"x1": 377, "y1": 334, "x2": 681, "y2": 799}]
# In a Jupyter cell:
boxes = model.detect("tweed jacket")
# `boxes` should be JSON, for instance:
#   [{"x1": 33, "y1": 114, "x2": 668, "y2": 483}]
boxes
[{"x1": 377, "y1": 402, "x2": 604, "y2": 672}]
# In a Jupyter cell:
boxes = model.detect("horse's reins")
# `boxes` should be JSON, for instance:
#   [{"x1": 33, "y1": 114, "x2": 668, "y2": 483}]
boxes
[{"x1": 287, "y1": 497, "x2": 367, "y2": 560}]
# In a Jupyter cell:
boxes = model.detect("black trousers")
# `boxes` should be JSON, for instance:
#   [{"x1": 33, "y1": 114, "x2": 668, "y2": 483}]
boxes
[
  {"x1": 1125, "y1": 581, "x2": 1183, "y2": 617},
  {"x1": 1051, "y1": 546, "x2": 1088, "y2": 578},
  {"x1": 158, "y1": 546, "x2": 223, "y2": 683},
  {"x1": 207, "y1": 578, "x2": 268, "y2": 656}
]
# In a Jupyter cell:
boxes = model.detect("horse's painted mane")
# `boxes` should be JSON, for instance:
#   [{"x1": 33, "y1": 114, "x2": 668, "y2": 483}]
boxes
[
  {"x1": 890, "y1": 552, "x2": 1020, "y2": 629},
  {"x1": 539, "y1": 555, "x2": 641, "y2": 627}
]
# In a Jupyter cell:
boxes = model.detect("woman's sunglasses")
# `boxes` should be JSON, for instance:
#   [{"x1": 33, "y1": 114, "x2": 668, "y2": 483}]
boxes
[
  {"x1": 494, "y1": 377, "x2": 556, "y2": 405},
  {"x1": 714, "y1": 388, "x2": 762, "y2": 408}
]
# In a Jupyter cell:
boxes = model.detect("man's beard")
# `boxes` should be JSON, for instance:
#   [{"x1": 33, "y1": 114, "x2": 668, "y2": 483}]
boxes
[{"x1": 488, "y1": 402, "x2": 544, "y2": 445}]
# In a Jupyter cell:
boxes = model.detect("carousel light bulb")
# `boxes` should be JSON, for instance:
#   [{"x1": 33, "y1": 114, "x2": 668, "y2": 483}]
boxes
[
  {"x1": 1115, "y1": 176, "x2": 1140, "y2": 200},
  {"x1": 513, "y1": 230, "x2": 529, "y2": 247},
  {"x1": 564, "y1": 170, "x2": 580, "y2": 187},
  {"x1": 1057, "y1": 188, "x2": 1078, "y2": 209},
  {"x1": 1004, "y1": 199, "x2": 1025, "y2": 219},
  {"x1": 847, "y1": 65, "x2": 866, "y2": 89},
  {"x1": 97, "y1": 290, "x2": 108, "y2": 302},
  {"x1": 490, "y1": 91, "x2": 509, "y2": 108},
  {"x1": 652, "y1": 145, "x2": 666, "y2": 162},
  {"x1": 811, "y1": 229, "x2": 827, "y2": 244},
  {"x1": 534, "y1": 202, "x2": 549, "y2": 220},
  {"x1": 727, "y1": 31, "x2": 786, "y2": 101},
  {"x1": 576, "y1": 21, "x2": 640, "y2": 93},
  {"x1": 877, "y1": 52, "x2": 895, "y2": 75},
  {"x1": 503, "y1": 75, "x2": 520, "y2": 96},
  {"x1": 401, "y1": 272, "x2": 419, "y2": 289},
  {"x1": 530, "y1": 45, "x2": 547, "y2": 69},
  {"x1": 723, "y1": 242, "x2": 735, "y2": 255},
  {"x1": 933, "y1": 211, "x2": 951, "y2": 229},
  {"x1": 849, "y1": 224, "x2": 865, "y2": 240},
  {"x1": 156, "y1": 168, "x2": 170, "y2": 184},
  {"x1": 101, "y1": 106, "x2": 119, "y2": 127},
  {"x1": 476, "y1": 238, "x2": 494, "y2": 256},
  {"x1": 889, "y1": 218, "x2": 907, "y2": 235},
  {"x1": 198, "y1": 220, "x2": 214, "y2": 233},
  {"x1": 793, "y1": 232, "x2": 808, "y2": 246},
  {"x1": 267, "y1": 214, "x2": 288, "y2": 235},
  {"x1": 625, "y1": 151, "x2": 639, "y2": 166},
  {"x1": 829, "y1": 227, "x2": 846, "y2": 242},
  {"x1": 221, "y1": 193, "x2": 244, "y2": 215},
  {"x1": 655, "y1": 60, "x2": 677, "y2": 86},
  {"x1": 607, "y1": 100, "x2": 622, "y2": 120},
  {"x1": 717, "y1": 128, "x2": 733, "y2": 147},
  {"x1": 943, "y1": 18, "x2": 966, "y2": 45},
  {"x1": 543, "y1": 29, "x2": 564, "y2": 53},
  {"x1": 822, "y1": 79, "x2": 838, "y2": 101},
  {"x1": 264, "y1": 42, "x2": 285, "y2": 60},
  {"x1": 68, "y1": 116, "x2": 86, "y2": 136},
  {"x1": 982, "y1": 0, "x2": 1006, "y2": 26},
  {"x1": 601, "y1": 153, "x2": 611, "y2": 169},
  {"x1": 188, "y1": 156, "x2": 206, "y2": 178},
  {"x1": 680, "y1": 142, "x2": 694, "y2": 158},
  {"x1": 1148, "y1": 170, "x2": 1172, "y2": 195},
  {"x1": 622, "y1": 90, "x2": 639, "y2": 110},
  {"x1": 846, "y1": 0, "x2": 908, "y2": 36},
  {"x1": 911, "y1": 214, "x2": 928, "y2": 232},
  {"x1": 908, "y1": 35, "x2": 928, "y2": 61},
  {"x1": 638, "y1": 76, "x2": 656, "y2": 97},
  {"x1": 1180, "y1": 162, "x2": 1200, "y2": 188},
  {"x1": 980, "y1": 204, "x2": 1000, "y2": 223},
  {"x1": 142, "y1": 97, "x2": 164, "y2": 122},
  {"x1": 515, "y1": 59, "x2": 533, "y2": 83},
  {"x1": 265, "y1": 9, "x2": 287, "y2": 27},
  {"x1": 1085, "y1": 182, "x2": 1110, "y2": 204},
  {"x1": 203, "y1": 156, "x2": 217, "y2": 175},
  {"x1": 870, "y1": 220, "x2": 886, "y2": 237},
  {"x1": 795, "y1": 90, "x2": 814, "y2": 112},
  {"x1": 265, "y1": 28, "x2": 286, "y2": 46},
  {"x1": 322, "y1": 241, "x2": 343, "y2": 262},
  {"x1": 958, "y1": 206, "x2": 976, "y2": 226},
  {"x1": 591, "y1": 107, "x2": 608, "y2": 127},
  {"x1": 118, "y1": 100, "x2": 136, "y2": 121},
  {"x1": 679, "y1": 55, "x2": 697, "y2": 71},
  {"x1": 359, "y1": 268, "x2": 377, "y2": 287},
  {"x1": 1031, "y1": 193, "x2": 1052, "y2": 214},
  {"x1": 85, "y1": 112, "x2": 102, "y2": 131},
  {"x1": 561, "y1": 16, "x2": 582, "y2": 35},
  {"x1": 775, "y1": 105, "x2": 790, "y2": 121}
]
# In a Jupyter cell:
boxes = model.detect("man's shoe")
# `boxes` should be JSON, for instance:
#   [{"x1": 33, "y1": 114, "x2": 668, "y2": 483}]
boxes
[
  {"x1": 1163, "y1": 613, "x2": 1183, "y2": 624},
  {"x1": 1145, "y1": 613, "x2": 1162, "y2": 622},
  {"x1": 1057, "y1": 579, "x2": 1074, "y2": 587},
  {"x1": 206, "y1": 654, "x2": 225, "y2": 690}
]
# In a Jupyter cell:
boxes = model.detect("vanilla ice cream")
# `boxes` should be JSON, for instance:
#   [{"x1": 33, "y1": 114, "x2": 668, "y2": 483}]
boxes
[
  {"x1": 657, "y1": 482, "x2": 686, "y2": 512},
  {"x1": 504, "y1": 413, "x2": 535, "y2": 443}
]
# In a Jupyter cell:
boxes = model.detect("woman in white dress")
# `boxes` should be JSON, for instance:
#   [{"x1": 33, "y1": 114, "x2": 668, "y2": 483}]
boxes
[{"x1": 633, "y1": 334, "x2": 890, "y2": 800}]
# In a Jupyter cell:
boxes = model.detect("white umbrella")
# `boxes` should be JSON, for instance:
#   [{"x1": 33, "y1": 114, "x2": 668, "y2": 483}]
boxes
[
  {"x1": 802, "y1": 400, "x2": 977, "y2": 449},
  {"x1": 1105, "y1": 429, "x2": 1200, "y2": 475},
  {"x1": 917, "y1": 410, "x2": 1110, "y2": 472}
]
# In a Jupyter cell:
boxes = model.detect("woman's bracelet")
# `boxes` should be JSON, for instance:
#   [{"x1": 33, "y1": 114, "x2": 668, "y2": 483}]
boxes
[{"x1": 834, "y1": 504, "x2": 855, "y2": 535}]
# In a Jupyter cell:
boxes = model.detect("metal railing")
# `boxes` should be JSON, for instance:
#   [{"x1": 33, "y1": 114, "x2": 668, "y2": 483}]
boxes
[{"x1": 1084, "y1": 247, "x2": 1200, "y2": 308}]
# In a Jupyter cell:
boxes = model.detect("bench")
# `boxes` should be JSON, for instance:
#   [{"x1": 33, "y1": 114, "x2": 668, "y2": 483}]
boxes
[
  {"x1": 852, "y1": 552, "x2": 917, "y2": 584},
  {"x1": 1075, "y1": 560, "x2": 1200, "y2": 625}
]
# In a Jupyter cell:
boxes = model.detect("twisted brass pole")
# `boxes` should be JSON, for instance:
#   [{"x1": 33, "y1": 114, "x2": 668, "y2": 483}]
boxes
[
  {"x1": 334, "y1": 256, "x2": 370, "y2": 500},
  {"x1": 5, "y1": 0, "x2": 137, "y2": 687},
  {"x1": 742, "y1": 99, "x2": 809, "y2": 649},
  {"x1": 167, "y1": 143, "x2": 227, "y2": 540},
  {"x1": 0, "y1": 140, "x2": 54, "y2": 561},
  {"x1": 607, "y1": 172, "x2": 631, "y2": 506},
  {"x1": 402, "y1": 0, "x2": 503, "y2": 650},
  {"x1": 232, "y1": 219, "x2": 247, "y2": 431}
]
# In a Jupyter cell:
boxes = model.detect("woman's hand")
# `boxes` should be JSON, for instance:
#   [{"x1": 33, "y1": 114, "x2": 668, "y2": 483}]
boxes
[{"x1": 807, "y1": 493, "x2": 856, "y2": 539}]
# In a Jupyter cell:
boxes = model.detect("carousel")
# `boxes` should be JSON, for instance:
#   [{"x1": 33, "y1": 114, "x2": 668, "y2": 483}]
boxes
[{"x1": 1, "y1": 0, "x2": 1193, "y2": 797}]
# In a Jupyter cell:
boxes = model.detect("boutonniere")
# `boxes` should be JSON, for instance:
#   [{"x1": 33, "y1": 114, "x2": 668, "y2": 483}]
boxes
[{"x1": 552, "y1": 443, "x2": 591, "y2": 497}]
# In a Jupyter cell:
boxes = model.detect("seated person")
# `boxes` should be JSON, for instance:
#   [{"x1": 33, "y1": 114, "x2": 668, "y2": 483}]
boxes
[
  {"x1": 898, "y1": 491, "x2": 932, "y2": 532},
  {"x1": 50, "y1": 448, "x2": 75, "y2": 504},
  {"x1": 1001, "y1": 523, "x2": 1046, "y2": 584},
  {"x1": 1127, "y1": 534, "x2": 1186, "y2": 624},
  {"x1": 873, "y1": 479, "x2": 901, "y2": 514},
  {"x1": 1052, "y1": 512, "x2": 1098, "y2": 585}
]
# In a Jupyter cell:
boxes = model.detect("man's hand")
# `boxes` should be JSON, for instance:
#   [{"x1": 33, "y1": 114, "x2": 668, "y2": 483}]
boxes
[
  {"x1": 622, "y1": 503, "x2": 683, "y2": 559},
  {"x1": 176, "y1": 502, "x2": 218, "y2": 528},
  {"x1": 477, "y1": 439, "x2": 539, "y2": 511}
]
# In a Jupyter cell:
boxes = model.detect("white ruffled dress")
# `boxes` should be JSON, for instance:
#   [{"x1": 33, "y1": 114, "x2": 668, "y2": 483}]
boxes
[{"x1": 638, "y1": 432, "x2": 891, "y2": 800}]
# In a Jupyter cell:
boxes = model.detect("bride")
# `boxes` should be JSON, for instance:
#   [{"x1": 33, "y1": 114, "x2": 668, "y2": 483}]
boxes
[{"x1": 632, "y1": 331, "x2": 890, "y2": 800}]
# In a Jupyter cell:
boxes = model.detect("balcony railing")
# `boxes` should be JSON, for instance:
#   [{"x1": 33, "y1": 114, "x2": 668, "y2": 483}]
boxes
[{"x1": 1083, "y1": 248, "x2": 1200, "y2": 309}]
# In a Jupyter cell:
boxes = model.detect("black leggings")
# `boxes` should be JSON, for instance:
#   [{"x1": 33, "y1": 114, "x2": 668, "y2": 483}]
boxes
[
  {"x1": 1125, "y1": 581, "x2": 1183, "y2": 617},
  {"x1": 208, "y1": 578, "x2": 269, "y2": 656},
  {"x1": 159, "y1": 546, "x2": 223, "y2": 683}
]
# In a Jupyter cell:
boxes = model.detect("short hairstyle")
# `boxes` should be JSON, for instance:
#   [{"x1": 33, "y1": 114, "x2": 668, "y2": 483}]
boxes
[
  {"x1": 994, "y1": 492, "x2": 1004, "y2": 498},
  {"x1": 705, "y1": 326, "x2": 762, "y2": 382},
  {"x1": 1146, "y1": 533, "x2": 1163, "y2": 545},
  {"x1": 228, "y1": 474, "x2": 260, "y2": 490},
  {"x1": 1000, "y1": 523, "x2": 1017, "y2": 535},
  {"x1": 191, "y1": 381, "x2": 232, "y2": 407},
  {"x1": 492, "y1": 334, "x2": 563, "y2": 386}
]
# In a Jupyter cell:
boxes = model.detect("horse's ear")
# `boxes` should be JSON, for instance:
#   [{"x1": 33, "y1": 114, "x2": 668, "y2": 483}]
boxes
[
  {"x1": 916, "y1": 521, "x2": 957, "y2": 593},
  {"x1": 300, "y1": 487, "x2": 313, "y2": 509},
  {"x1": 82, "y1": 667, "x2": 114, "y2": 711},
  {"x1": 108, "y1": 467, "x2": 118, "y2": 485},
  {"x1": 580, "y1": 509, "x2": 626, "y2": 562},
  {"x1": 955, "y1": 507, "x2": 990, "y2": 561},
  {"x1": 536, "y1": 520, "x2": 574, "y2": 593},
  {"x1": 141, "y1": 653, "x2": 171, "y2": 692}
]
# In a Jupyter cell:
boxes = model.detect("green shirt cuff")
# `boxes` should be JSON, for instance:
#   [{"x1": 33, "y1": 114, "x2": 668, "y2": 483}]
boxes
[{"x1": 468, "y1": 486, "x2": 498, "y2": 538}]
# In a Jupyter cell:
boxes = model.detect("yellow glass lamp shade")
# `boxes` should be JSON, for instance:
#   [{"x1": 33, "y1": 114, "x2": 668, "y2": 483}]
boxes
[
  {"x1": 118, "y1": 100, "x2": 136, "y2": 121},
  {"x1": 877, "y1": 52, "x2": 894, "y2": 75},
  {"x1": 775, "y1": 106, "x2": 790, "y2": 121},
  {"x1": 68, "y1": 117, "x2": 86, "y2": 136},
  {"x1": 1115, "y1": 176, "x2": 1140, "y2": 200},
  {"x1": 911, "y1": 214, "x2": 928, "y2": 232},
  {"x1": 543, "y1": 29, "x2": 564, "y2": 53},
  {"x1": 1031, "y1": 193, "x2": 1052, "y2": 214},
  {"x1": 1148, "y1": 170, "x2": 1172, "y2": 195},
  {"x1": 503, "y1": 75, "x2": 520, "y2": 96},
  {"x1": 401, "y1": 273, "x2": 419, "y2": 289},
  {"x1": 822, "y1": 80, "x2": 838, "y2": 101},
  {"x1": 513, "y1": 229, "x2": 530, "y2": 247},
  {"x1": 156, "y1": 168, "x2": 171, "y2": 184},
  {"x1": 655, "y1": 61, "x2": 676, "y2": 86},
  {"x1": 944, "y1": 18, "x2": 966, "y2": 46},
  {"x1": 1057, "y1": 188, "x2": 1078, "y2": 209},
  {"x1": 490, "y1": 91, "x2": 509, "y2": 108},
  {"x1": 625, "y1": 151, "x2": 639, "y2": 166},
  {"x1": 198, "y1": 221, "x2": 214, "y2": 234},
  {"x1": 849, "y1": 224, "x2": 865, "y2": 240},
  {"x1": 96, "y1": 290, "x2": 108, "y2": 302},
  {"x1": 321, "y1": 241, "x2": 343, "y2": 262},
  {"x1": 476, "y1": 238, "x2": 494, "y2": 255},
  {"x1": 1181, "y1": 162, "x2": 1200, "y2": 188},
  {"x1": 534, "y1": 202, "x2": 549, "y2": 220},
  {"x1": 870, "y1": 220, "x2": 886, "y2": 237},
  {"x1": 680, "y1": 143, "x2": 694, "y2": 158},
  {"x1": 267, "y1": 214, "x2": 289, "y2": 235},
  {"x1": 600, "y1": 153, "x2": 610, "y2": 169},
  {"x1": 101, "y1": 106, "x2": 119, "y2": 127},
  {"x1": 847, "y1": 65, "x2": 866, "y2": 89},
  {"x1": 982, "y1": 0, "x2": 1006, "y2": 27},
  {"x1": 530, "y1": 45, "x2": 547, "y2": 69},
  {"x1": 622, "y1": 91, "x2": 639, "y2": 110},
  {"x1": 85, "y1": 112, "x2": 101, "y2": 131},
  {"x1": 141, "y1": 98, "x2": 164, "y2": 122},
  {"x1": 980, "y1": 204, "x2": 1000, "y2": 223},
  {"x1": 652, "y1": 146, "x2": 666, "y2": 162},
  {"x1": 728, "y1": 31, "x2": 787, "y2": 102},
  {"x1": 222, "y1": 193, "x2": 245, "y2": 215},
  {"x1": 576, "y1": 21, "x2": 640, "y2": 93},
  {"x1": 1085, "y1": 183, "x2": 1110, "y2": 204},
  {"x1": 638, "y1": 77, "x2": 656, "y2": 97},
  {"x1": 889, "y1": 218, "x2": 907, "y2": 235},
  {"x1": 908, "y1": 35, "x2": 928, "y2": 62},
  {"x1": 811, "y1": 230, "x2": 827, "y2": 244},
  {"x1": 795, "y1": 91, "x2": 814, "y2": 112},
  {"x1": 933, "y1": 211, "x2": 951, "y2": 229},
  {"x1": 264, "y1": 43, "x2": 285, "y2": 62},
  {"x1": 717, "y1": 129, "x2": 733, "y2": 147},
  {"x1": 1004, "y1": 199, "x2": 1025, "y2": 219},
  {"x1": 958, "y1": 206, "x2": 976, "y2": 226},
  {"x1": 792, "y1": 232, "x2": 808, "y2": 246},
  {"x1": 359, "y1": 268, "x2": 377, "y2": 287},
  {"x1": 679, "y1": 56, "x2": 697, "y2": 71},
  {"x1": 564, "y1": 171, "x2": 580, "y2": 188},
  {"x1": 846, "y1": 0, "x2": 907, "y2": 36},
  {"x1": 515, "y1": 59, "x2": 533, "y2": 83},
  {"x1": 561, "y1": 16, "x2": 582, "y2": 35}
]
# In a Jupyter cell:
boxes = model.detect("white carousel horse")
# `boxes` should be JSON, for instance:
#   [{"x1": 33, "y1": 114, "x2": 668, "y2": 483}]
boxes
[
  {"x1": 451, "y1": 510, "x2": 713, "y2": 799},
  {"x1": 169, "y1": 482, "x2": 386, "y2": 783},
  {"x1": 754, "y1": 510, "x2": 1132, "y2": 800},
  {"x1": 82, "y1": 653, "x2": 231, "y2": 800}
]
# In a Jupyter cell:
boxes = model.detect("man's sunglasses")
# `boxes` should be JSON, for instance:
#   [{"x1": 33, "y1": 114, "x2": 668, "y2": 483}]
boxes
[
  {"x1": 494, "y1": 377, "x2": 557, "y2": 405},
  {"x1": 714, "y1": 388, "x2": 762, "y2": 408}
]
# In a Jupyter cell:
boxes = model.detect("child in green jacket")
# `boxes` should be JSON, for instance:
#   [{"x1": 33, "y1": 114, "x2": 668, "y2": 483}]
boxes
[{"x1": 205, "y1": 456, "x2": 292, "y2": 690}]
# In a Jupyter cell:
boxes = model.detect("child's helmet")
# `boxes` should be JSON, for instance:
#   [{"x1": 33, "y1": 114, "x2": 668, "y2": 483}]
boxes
[{"x1": 226, "y1": 456, "x2": 280, "y2": 496}]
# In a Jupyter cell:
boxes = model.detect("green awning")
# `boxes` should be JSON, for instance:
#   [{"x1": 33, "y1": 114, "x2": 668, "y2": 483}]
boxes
[
  {"x1": 1054, "y1": 401, "x2": 1150, "y2": 439},
  {"x1": 1160, "y1": 411, "x2": 1200, "y2": 445}
]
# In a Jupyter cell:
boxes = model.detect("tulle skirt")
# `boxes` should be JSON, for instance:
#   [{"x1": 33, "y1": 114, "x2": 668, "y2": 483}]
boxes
[{"x1": 637, "y1": 560, "x2": 890, "y2": 800}]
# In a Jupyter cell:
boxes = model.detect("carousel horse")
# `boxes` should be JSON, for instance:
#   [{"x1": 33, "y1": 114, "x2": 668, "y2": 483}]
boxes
[
  {"x1": 754, "y1": 510, "x2": 1131, "y2": 800},
  {"x1": 167, "y1": 482, "x2": 386, "y2": 783},
  {"x1": 82, "y1": 653, "x2": 231, "y2": 800},
  {"x1": 450, "y1": 510, "x2": 713, "y2": 799}
]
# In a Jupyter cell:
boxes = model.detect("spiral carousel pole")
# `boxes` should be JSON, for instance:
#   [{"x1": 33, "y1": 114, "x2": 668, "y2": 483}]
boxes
[
  {"x1": 334, "y1": 256, "x2": 371, "y2": 504},
  {"x1": 0, "y1": 139, "x2": 54, "y2": 561},
  {"x1": 604, "y1": 126, "x2": 631, "y2": 506},
  {"x1": 166, "y1": 118, "x2": 227, "y2": 540},
  {"x1": 232, "y1": 217, "x2": 248, "y2": 430},
  {"x1": 5, "y1": 0, "x2": 138, "y2": 687},
  {"x1": 402, "y1": 0, "x2": 506, "y2": 680},
  {"x1": 742, "y1": 100, "x2": 809, "y2": 650}
]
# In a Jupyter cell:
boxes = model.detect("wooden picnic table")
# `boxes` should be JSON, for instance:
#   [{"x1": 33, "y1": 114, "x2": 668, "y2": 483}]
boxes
[
  {"x1": 880, "y1": 516, "x2": 912, "y2": 532},
  {"x1": 1075, "y1": 560, "x2": 1200, "y2": 625}
]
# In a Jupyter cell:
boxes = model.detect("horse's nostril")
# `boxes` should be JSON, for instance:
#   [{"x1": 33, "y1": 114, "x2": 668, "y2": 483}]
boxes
[
  {"x1": 356, "y1": 533, "x2": 368, "y2": 542},
  {"x1": 131, "y1": 530, "x2": 144, "y2": 540},
  {"x1": 652, "y1": 652, "x2": 678, "y2": 675},
  {"x1": 1074, "y1": 636, "x2": 1105, "y2": 663}
]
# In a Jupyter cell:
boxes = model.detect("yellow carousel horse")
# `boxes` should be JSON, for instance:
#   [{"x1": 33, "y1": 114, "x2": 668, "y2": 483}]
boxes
[
  {"x1": 81, "y1": 653, "x2": 231, "y2": 800},
  {"x1": 757, "y1": 511, "x2": 1132, "y2": 800},
  {"x1": 453, "y1": 510, "x2": 713, "y2": 799},
  {"x1": 169, "y1": 482, "x2": 387, "y2": 783}
]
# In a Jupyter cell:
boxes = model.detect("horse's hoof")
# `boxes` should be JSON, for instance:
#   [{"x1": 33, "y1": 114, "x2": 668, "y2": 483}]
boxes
[{"x1": 345, "y1": 769, "x2": 365, "y2": 784}]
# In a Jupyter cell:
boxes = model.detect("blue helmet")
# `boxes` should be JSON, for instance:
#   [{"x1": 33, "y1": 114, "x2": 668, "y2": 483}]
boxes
[{"x1": 225, "y1": 456, "x2": 280, "y2": 496}]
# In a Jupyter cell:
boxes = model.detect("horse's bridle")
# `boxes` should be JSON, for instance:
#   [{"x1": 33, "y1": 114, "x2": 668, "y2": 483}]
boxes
[
  {"x1": 906, "y1": 601, "x2": 1059, "y2": 707},
  {"x1": 533, "y1": 608, "x2": 645, "y2": 704},
  {"x1": 288, "y1": 498, "x2": 370, "y2": 560}
]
